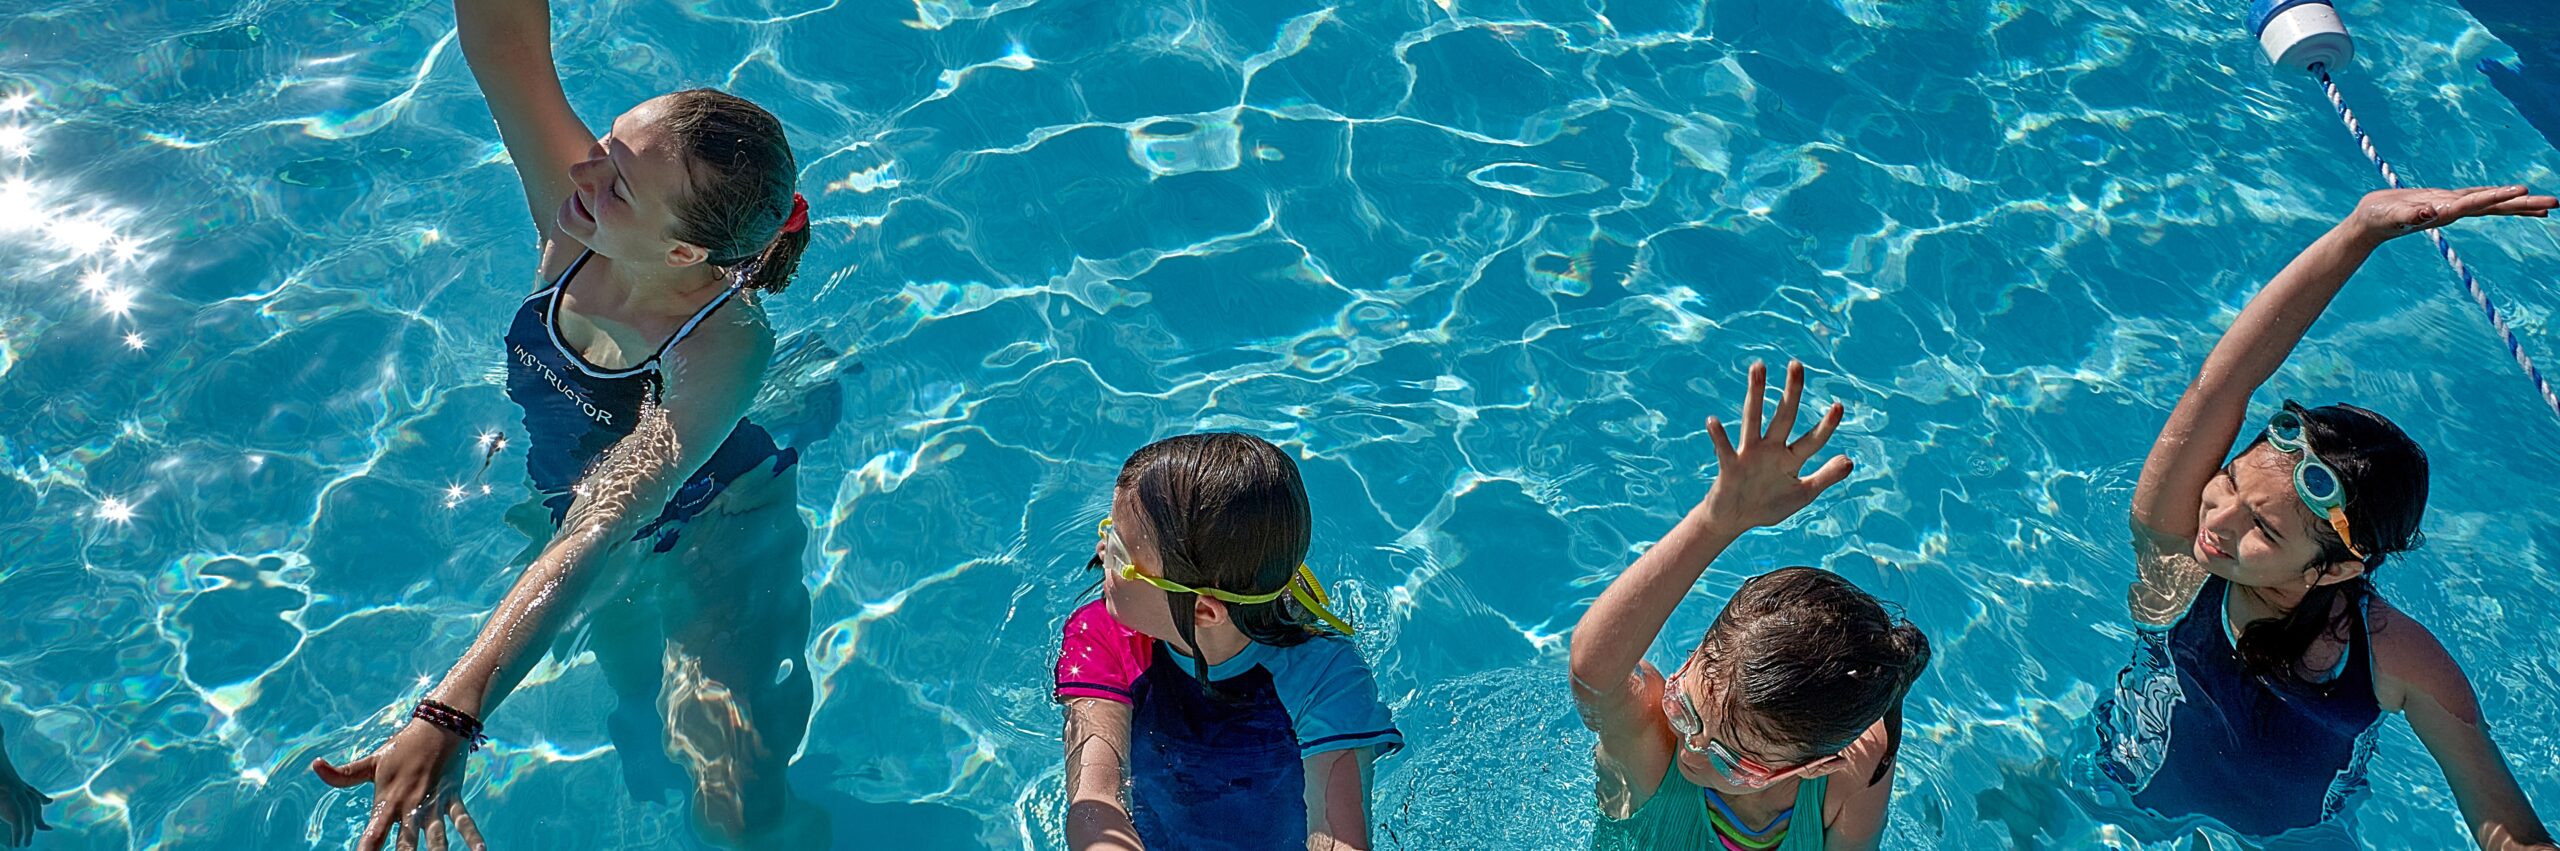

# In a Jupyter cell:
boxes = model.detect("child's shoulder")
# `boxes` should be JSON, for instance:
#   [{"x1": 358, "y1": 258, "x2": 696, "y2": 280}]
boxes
[
  {"x1": 1265, "y1": 633, "x2": 1369, "y2": 672},
  {"x1": 1817, "y1": 716, "x2": 1900, "y2": 823},
  {"x1": 1057, "y1": 600, "x2": 1153, "y2": 705},
  {"x1": 1263, "y1": 634, "x2": 1402, "y2": 756},
  {"x1": 2363, "y1": 597, "x2": 2474, "y2": 717},
  {"x1": 1059, "y1": 600, "x2": 1151, "y2": 654},
  {"x1": 1063, "y1": 599, "x2": 1132, "y2": 635},
  {"x1": 1260, "y1": 634, "x2": 1387, "y2": 707}
]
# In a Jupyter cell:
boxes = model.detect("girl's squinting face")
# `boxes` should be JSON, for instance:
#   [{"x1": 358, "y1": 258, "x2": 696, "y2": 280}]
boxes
[
  {"x1": 555, "y1": 96, "x2": 702, "y2": 266},
  {"x1": 2192, "y1": 445, "x2": 2332, "y2": 589}
]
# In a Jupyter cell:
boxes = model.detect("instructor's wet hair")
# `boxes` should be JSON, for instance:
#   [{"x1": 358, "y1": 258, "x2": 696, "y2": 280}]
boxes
[
  {"x1": 1112, "y1": 433, "x2": 1328, "y2": 684},
  {"x1": 1690, "y1": 567, "x2": 1930, "y2": 787},
  {"x1": 2231, "y1": 402, "x2": 2427, "y2": 683},
  {"x1": 660, "y1": 88, "x2": 807, "y2": 294}
]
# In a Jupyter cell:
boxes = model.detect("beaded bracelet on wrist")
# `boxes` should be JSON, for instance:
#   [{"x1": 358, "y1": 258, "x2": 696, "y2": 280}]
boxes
[{"x1": 412, "y1": 699, "x2": 489, "y2": 751}]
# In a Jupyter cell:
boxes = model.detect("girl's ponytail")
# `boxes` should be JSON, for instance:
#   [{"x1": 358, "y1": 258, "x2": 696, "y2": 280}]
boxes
[{"x1": 737, "y1": 194, "x2": 810, "y2": 294}]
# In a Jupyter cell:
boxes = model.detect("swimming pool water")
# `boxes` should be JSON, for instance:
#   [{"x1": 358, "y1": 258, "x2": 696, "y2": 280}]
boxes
[{"x1": 2, "y1": 0, "x2": 2557, "y2": 848}]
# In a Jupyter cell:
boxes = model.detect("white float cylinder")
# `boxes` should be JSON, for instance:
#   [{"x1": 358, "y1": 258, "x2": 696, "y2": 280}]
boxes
[{"x1": 2249, "y1": 0, "x2": 2355, "y2": 73}]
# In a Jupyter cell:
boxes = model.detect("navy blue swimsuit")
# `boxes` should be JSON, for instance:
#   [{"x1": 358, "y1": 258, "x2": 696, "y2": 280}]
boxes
[
  {"x1": 1055, "y1": 601, "x2": 1403, "y2": 850},
  {"x1": 2091, "y1": 575, "x2": 2383, "y2": 838},
  {"x1": 501, "y1": 250, "x2": 795, "y2": 550}
]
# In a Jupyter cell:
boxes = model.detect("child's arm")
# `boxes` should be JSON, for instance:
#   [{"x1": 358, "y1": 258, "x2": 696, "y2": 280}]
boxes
[
  {"x1": 2125, "y1": 185, "x2": 2551, "y2": 625},
  {"x1": 2373, "y1": 605, "x2": 2557, "y2": 851},
  {"x1": 2130, "y1": 187, "x2": 2552, "y2": 536},
  {"x1": 1064, "y1": 699, "x2": 1144, "y2": 851},
  {"x1": 1566, "y1": 361, "x2": 1852, "y2": 804},
  {"x1": 1302, "y1": 746, "x2": 1376, "y2": 851}
]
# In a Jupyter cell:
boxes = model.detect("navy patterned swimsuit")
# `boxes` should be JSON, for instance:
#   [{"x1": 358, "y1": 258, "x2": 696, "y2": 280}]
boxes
[{"x1": 500, "y1": 249, "x2": 795, "y2": 550}]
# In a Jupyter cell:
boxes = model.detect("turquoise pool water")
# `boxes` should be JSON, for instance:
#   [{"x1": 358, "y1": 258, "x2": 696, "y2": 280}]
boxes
[{"x1": 2, "y1": 0, "x2": 2558, "y2": 848}]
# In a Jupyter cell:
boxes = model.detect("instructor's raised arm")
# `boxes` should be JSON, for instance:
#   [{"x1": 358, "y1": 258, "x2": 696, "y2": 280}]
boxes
[{"x1": 455, "y1": 0, "x2": 599, "y2": 253}]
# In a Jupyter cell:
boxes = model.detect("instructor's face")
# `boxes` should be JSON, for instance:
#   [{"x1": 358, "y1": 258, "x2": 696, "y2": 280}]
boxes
[{"x1": 556, "y1": 96, "x2": 707, "y2": 268}]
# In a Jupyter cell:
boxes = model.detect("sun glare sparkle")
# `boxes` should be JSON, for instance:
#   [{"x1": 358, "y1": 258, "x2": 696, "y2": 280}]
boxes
[
  {"x1": 99, "y1": 287, "x2": 137, "y2": 317},
  {"x1": 97, "y1": 496, "x2": 136, "y2": 523},
  {"x1": 123, "y1": 332, "x2": 146, "y2": 350},
  {"x1": 48, "y1": 217, "x2": 115, "y2": 254},
  {"x1": 0, "y1": 178, "x2": 39, "y2": 231}
]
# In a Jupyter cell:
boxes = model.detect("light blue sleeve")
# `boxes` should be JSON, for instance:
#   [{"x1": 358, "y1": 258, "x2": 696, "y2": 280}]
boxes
[{"x1": 1270, "y1": 637, "x2": 1402, "y2": 759}]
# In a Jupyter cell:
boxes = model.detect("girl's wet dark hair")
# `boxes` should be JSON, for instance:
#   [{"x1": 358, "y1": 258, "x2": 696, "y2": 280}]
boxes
[
  {"x1": 2232, "y1": 402, "x2": 2428, "y2": 682},
  {"x1": 1692, "y1": 567, "x2": 1930, "y2": 787},
  {"x1": 1113, "y1": 433, "x2": 1326, "y2": 683},
  {"x1": 659, "y1": 88, "x2": 806, "y2": 294}
]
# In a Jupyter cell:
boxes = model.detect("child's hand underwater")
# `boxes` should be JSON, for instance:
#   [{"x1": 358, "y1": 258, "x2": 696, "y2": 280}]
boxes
[{"x1": 1698, "y1": 360, "x2": 1853, "y2": 533}]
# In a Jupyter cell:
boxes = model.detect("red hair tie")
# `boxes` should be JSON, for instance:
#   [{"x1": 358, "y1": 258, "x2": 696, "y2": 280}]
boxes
[{"x1": 782, "y1": 193, "x2": 809, "y2": 234}]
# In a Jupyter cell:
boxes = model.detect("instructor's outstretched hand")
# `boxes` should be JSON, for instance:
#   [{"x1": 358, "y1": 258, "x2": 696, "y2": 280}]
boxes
[{"x1": 314, "y1": 719, "x2": 486, "y2": 851}]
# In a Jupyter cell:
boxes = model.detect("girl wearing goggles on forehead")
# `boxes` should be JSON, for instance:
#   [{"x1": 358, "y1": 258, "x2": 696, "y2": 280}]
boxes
[
  {"x1": 1054, "y1": 433, "x2": 1397, "y2": 851},
  {"x1": 1569, "y1": 360, "x2": 1931, "y2": 851},
  {"x1": 2090, "y1": 186, "x2": 2559, "y2": 849}
]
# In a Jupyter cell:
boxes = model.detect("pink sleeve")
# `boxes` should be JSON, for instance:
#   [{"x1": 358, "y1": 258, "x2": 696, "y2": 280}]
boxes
[{"x1": 1055, "y1": 600, "x2": 1151, "y2": 704}]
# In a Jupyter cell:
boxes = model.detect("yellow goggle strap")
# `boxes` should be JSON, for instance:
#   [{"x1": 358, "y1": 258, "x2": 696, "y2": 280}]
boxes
[
  {"x1": 1100, "y1": 518, "x2": 1357, "y2": 634},
  {"x1": 1287, "y1": 564, "x2": 1357, "y2": 635}
]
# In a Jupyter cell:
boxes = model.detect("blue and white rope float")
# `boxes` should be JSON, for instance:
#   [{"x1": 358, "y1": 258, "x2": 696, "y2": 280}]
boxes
[{"x1": 2250, "y1": 0, "x2": 2560, "y2": 420}]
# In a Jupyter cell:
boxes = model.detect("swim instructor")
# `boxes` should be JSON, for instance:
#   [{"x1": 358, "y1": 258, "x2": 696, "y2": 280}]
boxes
[{"x1": 311, "y1": 1, "x2": 829, "y2": 848}]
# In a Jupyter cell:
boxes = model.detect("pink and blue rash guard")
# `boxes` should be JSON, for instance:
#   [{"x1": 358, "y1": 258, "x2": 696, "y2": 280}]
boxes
[{"x1": 1054, "y1": 600, "x2": 1401, "y2": 850}]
